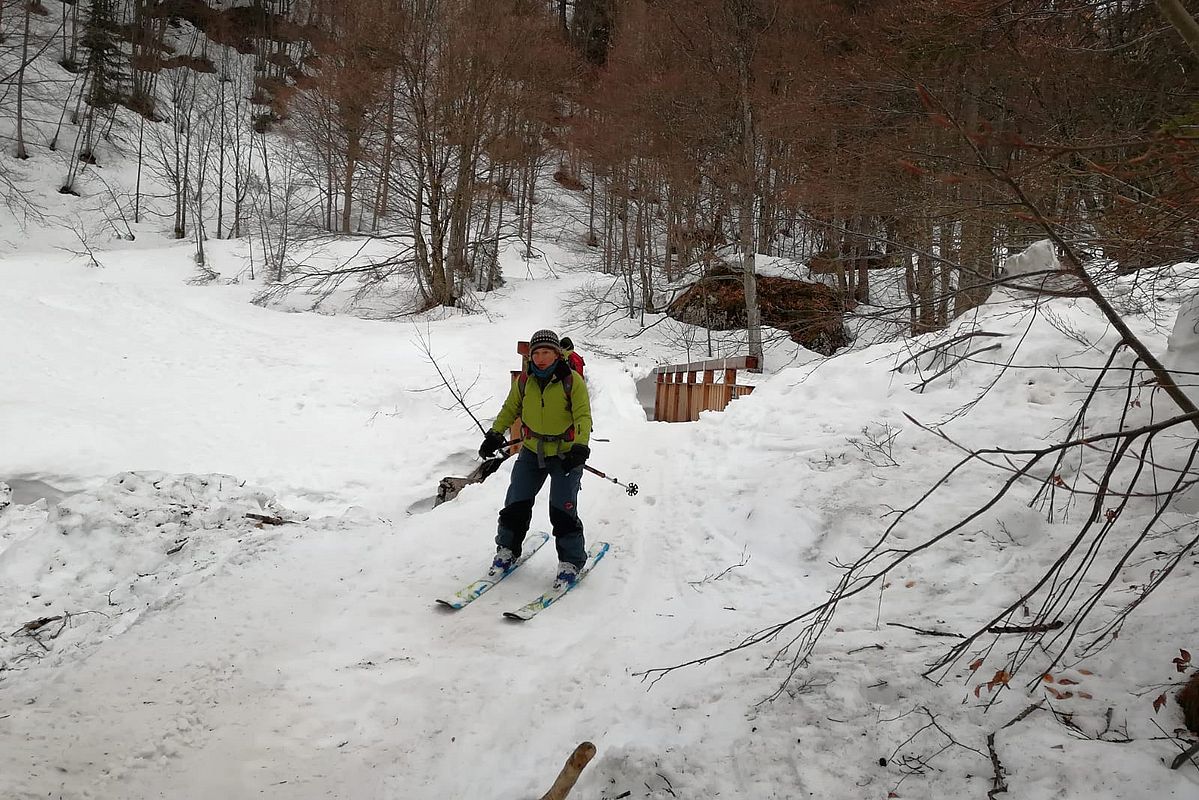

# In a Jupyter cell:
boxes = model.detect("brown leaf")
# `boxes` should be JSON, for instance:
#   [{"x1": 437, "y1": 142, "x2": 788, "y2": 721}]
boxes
[
  {"x1": 1153, "y1": 693, "x2": 1167, "y2": 713},
  {"x1": 904, "y1": 580, "x2": 916, "y2": 588},
  {"x1": 969, "y1": 658, "x2": 984, "y2": 672},
  {"x1": 1047, "y1": 687, "x2": 1065, "y2": 700},
  {"x1": 1079, "y1": 692, "x2": 1093, "y2": 700},
  {"x1": 987, "y1": 670, "x2": 1011, "y2": 691},
  {"x1": 1181, "y1": 649, "x2": 1192, "y2": 663},
  {"x1": 1042, "y1": 674, "x2": 1055, "y2": 683},
  {"x1": 1057, "y1": 678, "x2": 1078, "y2": 686},
  {"x1": 974, "y1": 685, "x2": 982, "y2": 698},
  {"x1": 1078, "y1": 669, "x2": 1093, "y2": 676}
]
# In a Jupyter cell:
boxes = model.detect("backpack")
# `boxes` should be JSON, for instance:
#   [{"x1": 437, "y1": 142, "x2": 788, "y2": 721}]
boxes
[
  {"x1": 567, "y1": 350, "x2": 585, "y2": 377},
  {"x1": 560, "y1": 336, "x2": 586, "y2": 378}
]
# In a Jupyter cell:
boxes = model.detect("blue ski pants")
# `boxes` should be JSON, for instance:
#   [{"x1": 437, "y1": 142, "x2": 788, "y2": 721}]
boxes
[{"x1": 496, "y1": 448, "x2": 586, "y2": 569}]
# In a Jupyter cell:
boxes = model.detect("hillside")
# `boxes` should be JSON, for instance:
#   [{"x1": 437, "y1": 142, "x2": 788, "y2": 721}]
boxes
[{"x1": 2, "y1": 2, "x2": 1199, "y2": 798}]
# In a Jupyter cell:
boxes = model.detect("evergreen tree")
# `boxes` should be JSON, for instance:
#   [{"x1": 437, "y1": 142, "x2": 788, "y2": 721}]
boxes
[{"x1": 81, "y1": 0, "x2": 124, "y2": 111}]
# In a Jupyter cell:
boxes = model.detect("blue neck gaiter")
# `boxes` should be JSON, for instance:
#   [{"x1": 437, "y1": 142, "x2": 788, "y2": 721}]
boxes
[{"x1": 529, "y1": 359, "x2": 558, "y2": 380}]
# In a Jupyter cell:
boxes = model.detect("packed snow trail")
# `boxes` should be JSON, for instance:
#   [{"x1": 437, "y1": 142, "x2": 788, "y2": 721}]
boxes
[
  {"x1": 0, "y1": 245, "x2": 829, "y2": 799},
  {"x1": 2, "y1": 243, "x2": 1196, "y2": 799}
]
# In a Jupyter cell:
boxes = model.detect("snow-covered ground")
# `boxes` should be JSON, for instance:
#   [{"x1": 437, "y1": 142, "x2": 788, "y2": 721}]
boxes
[{"x1": 2, "y1": 229, "x2": 1198, "y2": 799}]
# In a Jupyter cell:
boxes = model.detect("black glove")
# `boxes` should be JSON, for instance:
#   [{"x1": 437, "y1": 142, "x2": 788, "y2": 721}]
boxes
[
  {"x1": 561, "y1": 444, "x2": 590, "y2": 472},
  {"x1": 479, "y1": 429, "x2": 506, "y2": 458}
]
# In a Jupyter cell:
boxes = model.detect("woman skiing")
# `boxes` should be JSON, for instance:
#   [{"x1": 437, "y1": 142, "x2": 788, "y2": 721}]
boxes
[{"x1": 478, "y1": 329, "x2": 592, "y2": 588}]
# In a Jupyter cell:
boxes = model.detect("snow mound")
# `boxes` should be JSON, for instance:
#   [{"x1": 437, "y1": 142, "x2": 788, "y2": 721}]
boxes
[
  {"x1": 1000, "y1": 238, "x2": 1060, "y2": 277},
  {"x1": 0, "y1": 472, "x2": 303, "y2": 672},
  {"x1": 1167, "y1": 289, "x2": 1199, "y2": 369}
]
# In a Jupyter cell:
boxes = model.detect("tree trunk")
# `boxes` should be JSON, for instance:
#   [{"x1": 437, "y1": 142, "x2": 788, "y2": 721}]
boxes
[
  {"x1": 15, "y1": 3, "x2": 31, "y2": 159},
  {"x1": 135, "y1": 116, "x2": 144, "y2": 222},
  {"x1": 1156, "y1": 0, "x2": 1199, "y2": 59},
  {"x1": 216, "y1": 73, "x2": 226, "y2": 237},
  {"x1": 342, "y1": 127, "x2": 357, "y2": 233},
  {"x1": 735, "y1": 33, "x2": 762, "y2": 367}
]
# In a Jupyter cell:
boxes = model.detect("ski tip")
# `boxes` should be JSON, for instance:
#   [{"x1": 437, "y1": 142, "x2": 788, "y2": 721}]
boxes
[
  {"x1": 502, "y1": 611, "x2": 532, "y2": 622},
  {"x1": 435, "y1": 598, "x2": 464, "y2": 610}
]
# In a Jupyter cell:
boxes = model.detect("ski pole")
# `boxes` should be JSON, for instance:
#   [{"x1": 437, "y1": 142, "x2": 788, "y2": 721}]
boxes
[{"x1": 583, "y1": 465, "x2": 638, "y2": 496}]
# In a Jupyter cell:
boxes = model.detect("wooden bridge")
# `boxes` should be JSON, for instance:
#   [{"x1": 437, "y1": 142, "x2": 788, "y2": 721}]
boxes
[{"x1": 652, "y1": 356, "x2": 758, "y2": 422}]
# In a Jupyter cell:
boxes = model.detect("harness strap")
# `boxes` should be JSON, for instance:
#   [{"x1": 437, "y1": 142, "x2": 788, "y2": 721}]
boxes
[{"x1": 517, "y1": 370, "x2": 576, "y2": 467}]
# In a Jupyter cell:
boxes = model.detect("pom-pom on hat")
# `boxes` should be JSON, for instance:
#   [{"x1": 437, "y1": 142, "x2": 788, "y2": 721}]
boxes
[{"x1": 529, "y1": 329, "x2": 562, "y2": 355}]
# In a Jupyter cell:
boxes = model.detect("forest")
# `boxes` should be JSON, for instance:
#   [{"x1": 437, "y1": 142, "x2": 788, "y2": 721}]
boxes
[{"x1": 4, "y1": 1, "x2": 1195, "y2": 352}]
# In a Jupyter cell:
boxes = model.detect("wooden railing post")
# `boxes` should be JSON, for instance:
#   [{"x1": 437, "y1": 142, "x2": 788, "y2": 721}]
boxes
[{"x1": 652, "y1": 355, "x2": 759, "y2": 423}]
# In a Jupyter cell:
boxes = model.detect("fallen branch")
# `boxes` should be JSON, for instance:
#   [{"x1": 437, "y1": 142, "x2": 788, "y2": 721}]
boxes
[
  {"x1": 246, "y1": 512, "x2": 299, "y2": 525},
  {"x1": 886, "y1": 622, "x2": 966, "y2": 639},
  {"x1": 913, "y1": 343, "x2": 1004, "y2": 393},
  {"x1": 14, "y1": 615, "x2": 64, "y2": 635},
  {"x1": 1172, "y1": 740, "x2": 1199, "y2": 770},
  {"x1": 893, "y1": 330, "x2": 1007, "y2": 373},
  {"x1": 987, "y1": 702, "x2": 1044, "y2": 799},
  {"x1": 539, "y1": 741, "x2": 596, "y2": 800},
  {"x1": 986, "y1": 621, "x2": 1064, "y2": 634},
  {"x1": 688, "y1": 548, "x2": 751, "y2": 589},
  {"x1": 986, "y1": 731, "x2": 1006, "y2": 799}
]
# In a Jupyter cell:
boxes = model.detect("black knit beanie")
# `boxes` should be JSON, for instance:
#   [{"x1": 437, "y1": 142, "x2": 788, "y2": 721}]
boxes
[{"x1": 529, "y1": 329, "x2": 562, "y2": 355}]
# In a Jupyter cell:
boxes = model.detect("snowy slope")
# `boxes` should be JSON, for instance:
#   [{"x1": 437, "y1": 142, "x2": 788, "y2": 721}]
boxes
[{"x1": 2, "y1": 237, "x2": 1198, "y2": 800}]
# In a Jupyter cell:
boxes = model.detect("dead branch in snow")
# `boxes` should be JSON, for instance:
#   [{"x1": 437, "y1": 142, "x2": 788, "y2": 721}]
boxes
[
  {"x1": 986, "y1": 731, "x2": 1006, "y2": 800},
  {"x1": 538, "y1": 741, "x2": 596, "y2": 800},
  {"x1": 892, "y1": 330, "x2": 1008, "y2": 374},
  {"x1": 688, "y1": 547, "x2": 751, "y2": 589},
  {"x1": 911, "y1": 343, "x2": 1004, "y2": 392},
  {"x1": 887, "y1": 623, "x2": 965, "y2": 639},
  {"x1": 636, "y1": 159, "x2": 1199, "y2": 707},
  {"x1": 246, "y1": 512, "x2": 299, "y2": 525},
  {"x1": 1171, "y1": 740, "x2": 1199, "y2": 770},
  {"x1": 885, "y1": 707, "x2": 987, "y2": 795},
  {"x1": 987, "y1": 621, "x2": 1064, "y2": 635},
  {"x1": 12, "y1": 609, "x2": 111, "y2": 654},
  {"x1": 986, "y1": 702, "x2": 1044, "y2": 799},
  {"x1": 14, "y1": 615, "x2": 64, "y2": 636}
]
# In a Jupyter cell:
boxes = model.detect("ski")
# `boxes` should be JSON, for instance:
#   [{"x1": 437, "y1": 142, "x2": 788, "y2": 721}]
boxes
[
  {"x1": 502, "y1": 541, "x2": 609, "y2": 621},
  {"x1": 435, "y1": 532, "x2": 551, "y2": 610}
]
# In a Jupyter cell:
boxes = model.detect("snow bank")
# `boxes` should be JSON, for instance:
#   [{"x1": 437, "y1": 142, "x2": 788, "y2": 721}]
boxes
[{"x1": 0, "y1": 472, "x2": 302, "y2": 670}]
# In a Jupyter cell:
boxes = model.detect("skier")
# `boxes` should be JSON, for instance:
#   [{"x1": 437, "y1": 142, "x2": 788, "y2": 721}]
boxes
[
  {"x1": 559, "y1": 336, "x2": 586, "y2": 378},
  {"x1": 478, "y1": 329, "x2": 592, "y2": 589}
]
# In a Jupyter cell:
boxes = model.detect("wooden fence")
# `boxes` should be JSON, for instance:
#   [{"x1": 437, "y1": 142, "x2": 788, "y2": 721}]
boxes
[{"x1": 652, "y1": 356, "x2": 758, "y2": 422}]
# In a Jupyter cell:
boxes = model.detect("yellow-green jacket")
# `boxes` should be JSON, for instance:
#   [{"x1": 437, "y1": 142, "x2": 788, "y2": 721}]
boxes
[{"x1": 491, "y1": 366, "x2": 591, "y2": 459}]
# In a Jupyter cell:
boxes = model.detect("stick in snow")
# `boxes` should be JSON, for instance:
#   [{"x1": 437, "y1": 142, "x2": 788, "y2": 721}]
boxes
[{"x1": 538, "y1": 741, "x2": 596, "y2": 800}]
